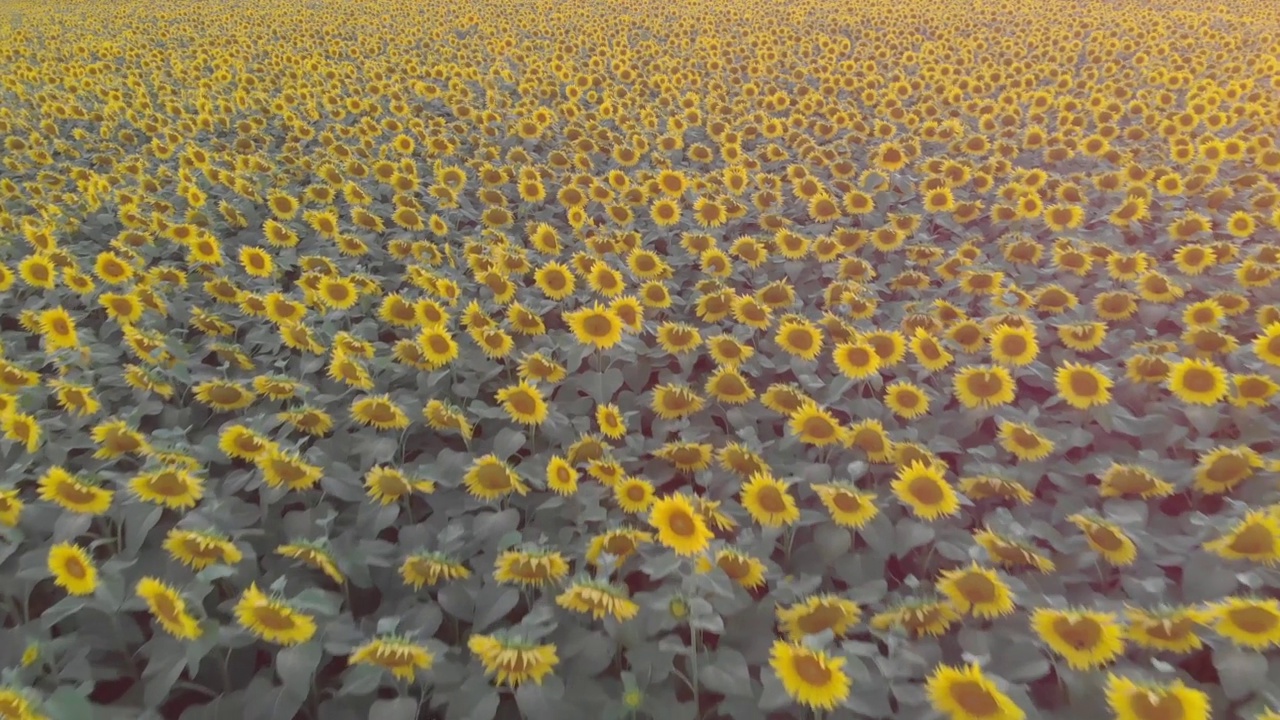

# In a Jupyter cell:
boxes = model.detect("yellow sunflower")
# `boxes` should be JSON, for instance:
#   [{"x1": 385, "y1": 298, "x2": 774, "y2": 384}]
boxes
[
  {"x1": 234, "y1": 583, "x2": 316, "y2": 646},
  {"x1": 556, "y1": 579, "x2": 640, "y2": 621},
  {"x1": 1030, "y1": 608, "x2": 1125, "y2": 670},
  {"x1": 48, "y1": 542, "x2": 97, "y2": 596},
  {"x1": 741, "y1": 471, "x2": 800, "y2": 527},
  {"x1": 1055, "y1": 361, "x2": 1113, "y2": 409},
  {"x1": 649, "y1": 494, "x2": 712, "y2": 556},
  {"x1": 926, "y1": 663, "x2": 1024, "y2": 720},
  {"x1": 789, "y1": 402, "x2": 846, "y2": 446},
  {"x1": 1068, "y1": 513, "x2": 1138, "y2": 566},
  {"x1": 468, "y1": 633, "x2": 559, "y2": 687},
  {"x1": 351, "y1": 636, "x2": 435, "y2": 682},
  {"x1": 136, "y1": 577, "x2": 202, "y2": 640},
  {"x1": 884, "y1": 380, "x2": 930, "y2": 419},
  {"x1": 495, "y1": 381, "x2": 548, "y2": 426},
  {"x1": 953, "y1": 365, "x2": 1016, "y2": 410},
  {"x1": 1105, "y1": 674, "x2": 1208, "y2": 720},
  {"x1": 769, "y1": 640, "x2": 852, "y2": 711},
  {"x1": 565, "y1": 302, "x2": 624, "y2": 349},
  {"x1": 1124, "y1": 606, "x2": 1210, "y2": 654},
  {"x1": 777, "y1": 594, "x2": 862, "y2": 641},
  {"x1": 775, "y1": 318, "x2": 824, "y2": 361},
  {"x1": 463, "y1": 455, "x2": 529, "y2": 501},
  {"x1": 936, "y1": 563, "x2": 1017, "y2": 619},
  {"x1": 832, "y1": 340, "x2": 882, "y2": 379},
  {"x1": 813, "y1": 483, "x2": 879, "y2": 529},
  {"x1": 37, "y1": 466, "x2": 113, "y2": 515},
  {"x1": 892, "y1": 462, "x2": 959, "y2": 520},
  {"x1": 493, "y1": 548, "x2": 570, "y2": 588},
  {"x1": 1204, "y1": 510, "x2": 1280, "y2": 565}
]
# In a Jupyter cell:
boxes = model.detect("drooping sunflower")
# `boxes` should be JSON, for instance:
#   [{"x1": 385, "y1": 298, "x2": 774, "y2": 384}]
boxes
[
  {"x1": 256, "y1": 447, "x2": 323, "y2": 491},
  {"x1": 192, "y1": 380, "x2": 257, "y2": 412},
  {"x1": 870, "y1": 599, "x2": 961, "y2": 638},
  {"x1": 1193, "y1": 445, "x2": 1264, "y2": 494},
  {"x1": 926, "y1": 663, "x2": 1025, "y2": 720},
  {"x1": 650, "y1": 384, "x2": 706, "y2": 420},
  {"x1": 1030, "y1": 607, "x2": 1125, "y2": 670},
  {"x1": 557, "y1": 578, "x2": 641, "y2": 621},
  {"x1": 789, "y1": 402, "x2": 846, "y2": 446},
  {"x1": 469, "y1": 633, "x2": 559, "y2": 687},
  {"x1": 1124, "y1": 605, "x2": 1210, "y2": 653},
  {"x1": 493, "y1": 548, "x2": 570, "y2": 588},
  {"x1": 1105, "y1": 674, "x2": 1208, "y2": 720},
  {"x1": 234, "y1": 583, "x2": 316, "y2": 646},
  {"x1": 363, "y1": 465, "x2": 435, "y2": 505},
  {"x1": 351, "y1": 636, "x2": 435, "y2": 682},
  {"x1": 400, "y1": 552, "x2": 471, "y2": 590},
  {"x1": 769, "y1": 640, "x2": 853, "y2": 712},
  {"x1": 37, "y1": 466, "x2": 113, "y2": 515},
  {"x1": 1204, "y1": 510, "x2": 1280, "y2": 565},
  {"x1": 892, "y1": 462, "x2": 960, "y2": 520},
  {"x1": 350, "y1": 394, "x2": 411, "y2": 431},
  {"x1": 48, "y1": 542, "x2": 97, "y2": 596},
  {"x1": 974, "y1": 528, "x2": 1056, "y2": 573},
  {"x1": 129, "y1": 466, "x2": 205, "y2": 510},
  {"x1": 997, "y1": 421, "x2": 1054, "y2": 461},
  {"x1": 464, "y1": 454, "x2": 529, "y2": 501},
  {"x1": 164, "y1": 528, "x2": 243, "y2": 569},
  {"x1": 702, "y1": 548, "x2": 768, "y2": 590},
  {"x1": 136, "y1": 577, "x2": 202, "y2": 640},
  {"x1": 741, "y1": 472, "x2": 801, "y2": 528},
  {"x1": 278, "y1": 542, "x2": 345, "y2": 584},
  {"x1": 1098, "y1": 463, "x2": 1175, "y2": 499},
  {"x1": 813, "y1": 483, "x2": 879, "y2": 529},
  {"x1": 649, "y1": 494, "x2": 712, "y2": 556},
  {"x1": 937, "y1": 562, "x2": 1017, "y2": 619},
  {"x1": 776, "y1": 594, "x2": 862, "y2": 642},
  {"x1": 1068, "y1": 514, "x2": 1138, "y2": 566},
  {"x1": 953, "y1": 365, "x2": 1017, "y2": 410}
]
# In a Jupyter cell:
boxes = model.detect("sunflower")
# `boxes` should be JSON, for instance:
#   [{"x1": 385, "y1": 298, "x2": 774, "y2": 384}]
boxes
[
  {"x1": 789, "y1": 402, "x2": 845, "y2": 446},
  {"x1": 1210, "y1": 597, "x2": 1280, "y2": 649},
  {"x1": 19, "y1": 253, "x2": 56, "y2": 289},
  {"x1": 776, "y1": 594, "x2": 862, "y2": 642},
  {"x1": 775, "y1": 318, "x2": 824, "y2": 361},
  {"x1": 192, "y1": 380, "x2": 257, "y2": 412},
  {"x1": 565, "y1": 302, "x2": 624, "y2": 349},
  {"x1": 1193, "y1": 445, "x2": 1263, "y2": 494},
  {"x1": 586, "y1": 527, "x2": 654, "y2": 567},
  {"x1": 650, "y1": 384, "x2": 706, "y2": 420},
  {"x1": 974, "y1": 528, "x2": 1056, "y2": 573},
  {"x1": 1030, "y1": 608, "x2": 1125, "y2": 670},
  {"x1": 136, "y1": 577, "x2": 202, "y2": 640},
  {"x1": 870, "y1": 599, "x2": 961, "y2": 638},
  {"x1": 364, "y1": 466, "x2": 435, "y2": 505},
  {"x1": 702, "y1": 366, "x2": 754, "y2": 405},
  {"x1": 611, "y1": 476, "x2": 654, "y2": 514},
  {"x1": 164, "y1": 528, "x2": 243, "y2": 569},
  {"x1": 464, "y1": 454, "x2": 529, "y2": 501},
  {"x1": 926, "y1": 663, "x2": 1025, "y2": 720},
  {"x1": 468, "y1": 633, "x2": 559, "y2": 687},
  {"x1": 400, "y1": 552, "x2": 470, "y2": 590},
  {"x1": 741, "y1": 472, "x2": 800, "y2": 528},
  {"x1": 129, "y1": 466, "x2": 205, "y2": 510},
  {"x1": 910, "y1": 330, "x2": 955, "y2": 372},
  {"x1": 701, "y1": 549, "x2": 768, "y2": 590},
  {"x1": 813, "y1": 483, "x2": 878, "y2": 529},
  {"x1": 494, "y1": 381, "x2": 548, "y2": 426},
  {"x1": 1254, "y1": 323, "x2": 1280, "y2": 366},
  {"x1": 351, "y1": 636, "x2": 435, "y2": 682},
  {"x1": 846, "y1": 418, "x2": 895, "y2": 463},
  {"x1": 234, "y1": 583, "x2": 316, "y2": 646},
  {"x1": 48, "y1": 542, "x2": 97, "y2": 596},
  {"x1": 1124, "y1": 606, "x2": 1210, "y2": 653},
  {"x1": 1105, "y1": 674, "x2": 1208, "y2": 720},
  {"x1": 217, "y1": 420, "x2": 277, "y2": 458},
  {"x1": 884, "y1": 381, "x2": 930, "y2": 419},
  {"x1": 1204, "y1": 510, "x2": 1280, "y2": 565},
  {"x1": 1055, "y1": 361, "x2": 1113, "y2": 409},
  {"x1": 412, "y1": 327, "x2": 459, "y2": 369},
  {"x1": 557, "y1": 579, "x2": 640, "y2": 621},
  {"x1": 347, "y1": 393, "x2": 410, "y2": 431},
  {"x1": 0, "y1": 489, "x2": 22, "y2": 527},
  {"x1": 769, "y1": 640, "x2": 852, "y2": 712},
  {"x1": 649, "y1": 494, "x2": 713, "y2": 556},
  {"x1": 257, "y1": 448, "x2": 323, "y2": 491},
  {"x1": 892, "y1": 462, "x2": 960, "y2": 520},
  {"x1": 1068, "y1": 514, "x2": 1138, "y2": 566},
  {"x1": 995, "y1": 421, "x2": 1054, "y2": 462},
  {"x1": 833, "y1": 341, "x2": 881, "y2": 379},
  {"x1": 37, "y1": 466, "x2": 113, "y2": 515},
  {"x1": 937, "y1": 563, "x2": 1017, "y2": 619},
  {"x1": 988, "y1": 324, "x2": 1038, "y2": 366},
  {"x1": 954, "y1": 365, "x2": 1016, "y2": 410},
  {"x1": 534, "y1": 262, "x2": 576, "y2": 300},
  {"x1": 38, "y1": 307, "x2": 79, "y2": 350},
  {"x1": 1231, "y1": 374, "x2": 1280, "y2": 408}
]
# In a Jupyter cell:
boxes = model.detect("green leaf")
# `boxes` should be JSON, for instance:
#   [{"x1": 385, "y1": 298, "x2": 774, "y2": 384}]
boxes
[
  {"x1": 699, "y1": 648, "x2": 752, "y2": 697},
  {"x1": 473, "y1": 586, "x2": 519, "y2": 631},
  {"x1": 41, "y1": 687, "x2": 94, "y2": 720},
  {"x1": 277, "y1": 641, "x2": 323, "y2": 701},
  {"x1": 369, "y1": 697, "x2": 419, "y2": 720},
  {"x1": 1216, "y1": 647, "x2": 1268, "y2": 701}
]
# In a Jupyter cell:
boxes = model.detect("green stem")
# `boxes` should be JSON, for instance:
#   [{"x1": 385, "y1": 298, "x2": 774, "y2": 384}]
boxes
[{"x1": 690, "y1": 627, "x2": 700, "y2": 713}]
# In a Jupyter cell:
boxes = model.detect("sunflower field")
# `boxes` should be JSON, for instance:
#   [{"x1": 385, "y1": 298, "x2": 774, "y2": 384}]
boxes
[{"x1": 1, "y1": 0, "x2": 1280, "y2": 717}]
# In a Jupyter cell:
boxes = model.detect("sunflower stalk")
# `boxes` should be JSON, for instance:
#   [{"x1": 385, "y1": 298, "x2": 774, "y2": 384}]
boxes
[{"x1": 690, "y1": 626, "x2": 700, "y2": 713}]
